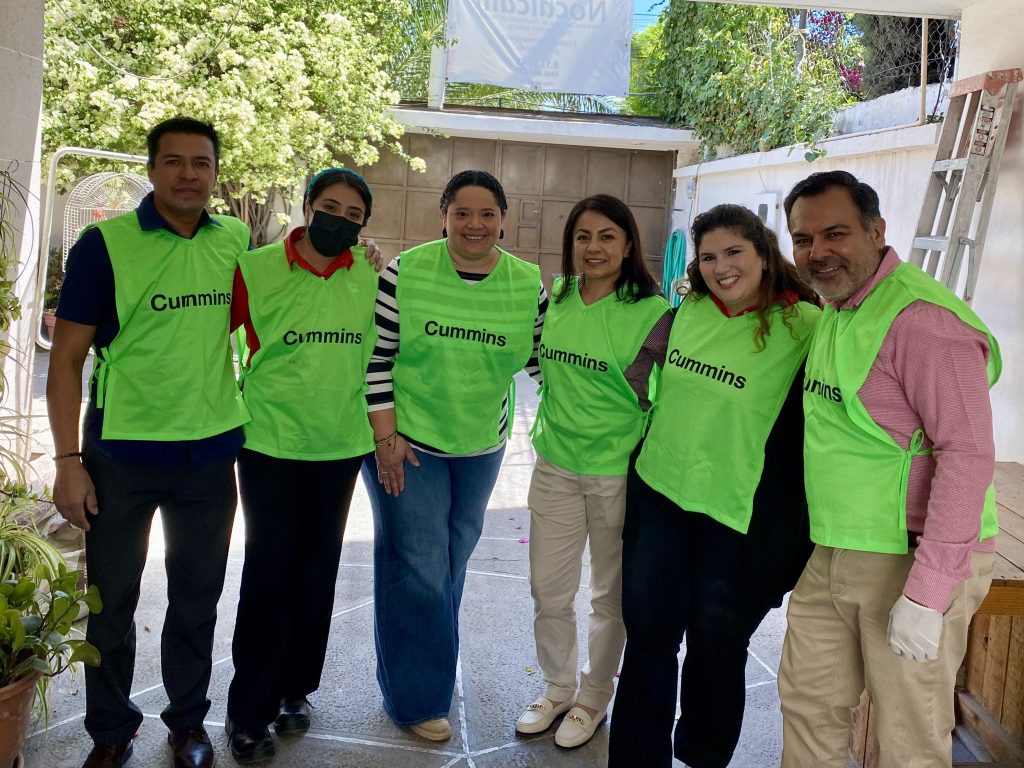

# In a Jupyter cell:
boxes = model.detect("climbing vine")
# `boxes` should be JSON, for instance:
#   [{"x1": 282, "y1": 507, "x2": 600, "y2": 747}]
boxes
[
  {"x1": 631, "y1": 2, "x2": 861, "y2": 157},
  {"x1": 0, "y1": 167, "x2": 25, "y2": 339}
]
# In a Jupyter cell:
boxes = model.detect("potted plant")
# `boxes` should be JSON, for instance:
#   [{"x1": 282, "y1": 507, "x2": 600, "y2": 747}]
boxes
[
  {"x1": 42, "y1": 248, "x2": 64, "y2": 341},
  {"x1": 0, "y1": 484, "x2": 102, "y2": 768},
  {"x1": 2, "y1": 162, "x2": 101, "y2": 768}
]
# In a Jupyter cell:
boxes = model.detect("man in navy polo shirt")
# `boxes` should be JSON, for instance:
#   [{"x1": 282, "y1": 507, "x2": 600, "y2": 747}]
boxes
[{"x1": 47, "y1": 117, "x2": 249, "y2": 768}]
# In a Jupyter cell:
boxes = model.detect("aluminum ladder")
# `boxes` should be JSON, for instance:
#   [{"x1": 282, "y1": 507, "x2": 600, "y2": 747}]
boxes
[{"x1": 909, "y1": 68, "x2": 1022, "y2": 304}]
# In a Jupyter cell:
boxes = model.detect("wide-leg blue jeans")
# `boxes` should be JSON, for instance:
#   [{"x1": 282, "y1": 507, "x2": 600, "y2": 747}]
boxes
[{"x1": 361, "y1": 445, "x2": 505, "y2": 726}]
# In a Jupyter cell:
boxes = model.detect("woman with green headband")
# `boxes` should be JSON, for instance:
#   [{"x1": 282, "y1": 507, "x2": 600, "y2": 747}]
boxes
[{"x1": 224, "y1": 168, "x2": 380, "y2": 764}]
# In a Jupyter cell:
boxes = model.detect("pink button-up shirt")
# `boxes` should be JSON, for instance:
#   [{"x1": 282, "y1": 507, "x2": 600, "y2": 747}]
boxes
[{"x1": 837, "y1": 247, "x2": 995, "y2": 612}]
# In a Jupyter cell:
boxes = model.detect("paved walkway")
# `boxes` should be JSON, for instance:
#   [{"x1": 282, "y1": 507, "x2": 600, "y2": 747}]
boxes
[{"x1": 22, "y1": 361, "x2": 789, "y2": 768}]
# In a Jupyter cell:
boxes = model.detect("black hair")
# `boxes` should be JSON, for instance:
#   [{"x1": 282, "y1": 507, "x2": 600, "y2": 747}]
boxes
[
  {"x1": 305, "y1": 168, "x2": 373, "y2": 224},
  {"x1": 440, "y1": 170, "x2": 507, "y2": 214},
  {"x1": 556, "y1": 194, "x2": 661, "y2": 304},
  {"x1": 687, "y1": 204, "x2": 818, "y2": 350},
  {"x1": 783, "y1": 170, "x2": 881, "y2": 230},
  {"x1": 146, "y1": 116, "x2": 220, "y2": 167}
]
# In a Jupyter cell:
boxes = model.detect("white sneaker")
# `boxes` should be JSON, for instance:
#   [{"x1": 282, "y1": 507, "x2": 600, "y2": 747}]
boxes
[
  {"x1": 554, "y1": 705, "x2": 607, "y2": 748},
  {"x1": 408, "y1": 717, "x2": 452, "y2": 741},
  {"x1": 515, "y1": 696, "x2": 574, "y2": 734}
]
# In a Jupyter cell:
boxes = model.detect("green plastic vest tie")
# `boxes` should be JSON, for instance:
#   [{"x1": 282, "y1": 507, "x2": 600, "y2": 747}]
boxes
[
  {"x1": 391, "y1": 239, "x2": 539, "y2": 454},
  {"x1": 531, "y1": 277, "x2": 669, "y2": 476},
  {"x1": 237, "y1": 243, "x2": 378, "y2": 460},
  {"x1": 803, "y1": 261, "x2": 1001, "y2": 554},
  {"x1": 638, "y1": 295, "x2": 821, "y2": 533},
  {"x1": 92, "y1": 211, "x2": 251, "y2": 440}
]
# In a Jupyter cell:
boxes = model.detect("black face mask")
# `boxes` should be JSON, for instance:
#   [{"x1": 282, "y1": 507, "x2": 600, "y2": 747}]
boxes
[{"x1": 306, "y1": 210, "x2": 363, "y2": 257}]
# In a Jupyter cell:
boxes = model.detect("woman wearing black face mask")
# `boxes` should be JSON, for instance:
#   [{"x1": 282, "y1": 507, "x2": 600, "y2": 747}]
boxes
[{"x1": 224, "y1": 168, "x2": 380, "y2": 764}]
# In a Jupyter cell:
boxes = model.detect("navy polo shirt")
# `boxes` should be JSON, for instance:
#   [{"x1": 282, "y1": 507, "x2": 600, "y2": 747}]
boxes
[{"x1": 56, "y1": 193, "x2": 244, "y2": 469}]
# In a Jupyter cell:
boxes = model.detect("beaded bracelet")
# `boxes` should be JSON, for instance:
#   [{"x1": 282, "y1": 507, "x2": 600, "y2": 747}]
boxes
[
  {"x1": 374, "y1": 431, "x2": 398, "y2": 447},
  {"x1": 54, "y1": 451, "x2": 83, "y2": 461}
]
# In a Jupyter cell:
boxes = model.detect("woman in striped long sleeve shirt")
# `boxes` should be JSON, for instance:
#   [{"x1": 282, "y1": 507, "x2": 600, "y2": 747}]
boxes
[{"x1": 360, "y1": 170, "x2": 546, "y2": 743}]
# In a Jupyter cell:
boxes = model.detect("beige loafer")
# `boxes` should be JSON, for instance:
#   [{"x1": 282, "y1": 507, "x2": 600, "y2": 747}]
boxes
[
  {"x1": 515, "y1": 696, "x2": 574, "y2": 734},
  {"x1": 554, "y1": 705, "x2": 607, "y2": 748},
  {"x1": 409, "y1": 717, "x2": 452, "y2": 742}
]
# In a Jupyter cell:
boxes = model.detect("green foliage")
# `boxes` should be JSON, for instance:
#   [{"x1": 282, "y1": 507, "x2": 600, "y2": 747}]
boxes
[
  {"x1": 0, "y1": 558, "x2": 102, "y2": 689},
  {"x1": 0, "y1": 484, "x2": 101, "y2": 715},
  {"x1": 0, "y1": 486, "x2": 63, "y2": 579},
  {"x1": 0, "y1": 160, "x2": 100, "y2": 716},
  {"x1": 625, "y1": 21, "x2": 666, "y2": 117},
  {"x1": 44, "y1": 249, "x2": 64, "y2": 312},
  {"x1": 0, "y1": 168, "x2": 25, "y2": 336},
  {"x1": 631, "y1": 2, "x2": 856, "y2": 157},
  {"x1": 44, "y1": 0, "x2": 421, "y2": 245},
  {"x1": 849, "y1": 15, "x2": 958, "y2": 100}
]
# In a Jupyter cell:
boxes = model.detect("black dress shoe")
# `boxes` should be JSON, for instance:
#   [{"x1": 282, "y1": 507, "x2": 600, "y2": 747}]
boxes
[
  {"x1": 167, "y1": 726, "x2": 215, "y2": 768},
  {"x1": 274, "y1": 697, "x2": 312, "y2": 735},
  {"x1": 82, "y1": 740, "x2": 134, "y2": 768},
  {"x1": 225, "y1": 718, "x2": 275, "y2": 765}
]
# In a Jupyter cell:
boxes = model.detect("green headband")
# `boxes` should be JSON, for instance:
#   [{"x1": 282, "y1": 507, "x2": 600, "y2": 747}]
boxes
[{"x1": 304, "y1": 167, "x2": 371, "y2": 204}]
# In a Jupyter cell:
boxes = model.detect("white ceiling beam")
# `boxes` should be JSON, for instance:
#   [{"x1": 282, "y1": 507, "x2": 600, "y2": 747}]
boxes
[{"x1": 685, "y1": 0, "x2": 964, "y2": 20}]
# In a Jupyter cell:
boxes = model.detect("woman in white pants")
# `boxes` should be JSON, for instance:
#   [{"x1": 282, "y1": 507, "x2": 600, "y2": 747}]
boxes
[{"x1": 515, "y1": 194, "x2": 670, "y2": 748}]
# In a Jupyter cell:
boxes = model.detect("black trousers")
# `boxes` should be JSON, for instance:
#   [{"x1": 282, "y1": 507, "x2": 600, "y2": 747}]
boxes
[
  {"x1": 226, "y1": 448, "x2": 363, "y2": 728},
  {"x1": 608, "y1": 468, "x2": 810, "y2": 768},
  {"x1": 83, "y1": 446, "x2": 236, "y2": 744}
]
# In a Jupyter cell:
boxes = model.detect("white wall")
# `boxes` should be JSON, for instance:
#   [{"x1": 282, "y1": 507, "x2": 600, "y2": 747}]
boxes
[
  {"x1": 957, "y1": 0, "x2": 1024, "y2": 462},
  {"x1": 832, "y1": 83, "x2": 948, "y2": 134},
  {"x1": 673, "y1": 68, "x2": 1024, "y2": 460},
  {"x1": 673, "y1": 124, "x2": 941, "y2": 258},
  {"x1": 0, "y1": 0, "x2": 45, "y2": 458}
]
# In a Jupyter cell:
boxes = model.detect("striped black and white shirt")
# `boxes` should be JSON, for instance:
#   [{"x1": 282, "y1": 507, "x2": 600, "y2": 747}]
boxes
[{"x1": 365, "y1": 257, "x2": 547, "y2": 457}]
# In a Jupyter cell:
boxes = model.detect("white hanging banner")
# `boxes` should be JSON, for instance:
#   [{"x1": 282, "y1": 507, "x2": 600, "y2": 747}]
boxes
[{"x1": 446, "y1": 0, "x2": 633, "y2": 96}]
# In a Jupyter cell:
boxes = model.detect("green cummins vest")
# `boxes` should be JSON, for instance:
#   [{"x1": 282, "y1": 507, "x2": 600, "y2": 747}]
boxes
[
  {"x1": 804, "y1": 261, "x2": 1001, "y2": 554},
  {"x1": 237, "y1": 243, "x2": 378, "y2": 460},
  {"x1": 392, "y1": 239, "x2": 539, "y2": 454},
  {"x1": 92, "y1": 211, "x2": 250, "y2": 440},
  {"x1": 532, "y1": 278, "x2": 669, "y2": 475},
  {"x1": 637, "y1": 294, "x2": 821, "y2": 533}
]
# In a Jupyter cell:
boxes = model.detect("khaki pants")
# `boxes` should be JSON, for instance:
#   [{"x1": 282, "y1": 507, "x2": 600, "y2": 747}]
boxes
[
  {"x1": 779, "y1": 545, "x2": 994, "y2": 768},
  {"x1": 526, "y1": 455, "x2": 627, "y2": 711}
]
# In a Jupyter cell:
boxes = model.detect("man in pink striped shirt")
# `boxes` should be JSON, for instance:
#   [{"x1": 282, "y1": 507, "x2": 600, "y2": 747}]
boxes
[{"x1": 777, "y1": 170, "x2": 999, "y2": 768}]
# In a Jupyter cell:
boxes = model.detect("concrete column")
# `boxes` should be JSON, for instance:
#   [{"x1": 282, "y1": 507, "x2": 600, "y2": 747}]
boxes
[{"x1": 0, "y1": 0, "x2": 45, "y2": 461}]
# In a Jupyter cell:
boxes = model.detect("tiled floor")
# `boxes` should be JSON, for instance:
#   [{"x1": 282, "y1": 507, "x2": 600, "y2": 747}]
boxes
[{"x1": 22, "y1": 365, "x2": 791, "y2": 768}]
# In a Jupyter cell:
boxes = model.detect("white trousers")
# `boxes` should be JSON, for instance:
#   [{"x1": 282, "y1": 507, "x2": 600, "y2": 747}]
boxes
[{"x1": 526, "y1": 455, "x2": 627, "y2": 711}]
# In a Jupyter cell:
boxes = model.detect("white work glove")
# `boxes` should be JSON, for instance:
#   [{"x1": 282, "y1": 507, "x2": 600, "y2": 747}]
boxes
[{"x1": 887, "y1": 594, "x2": 943, "y2": 662}]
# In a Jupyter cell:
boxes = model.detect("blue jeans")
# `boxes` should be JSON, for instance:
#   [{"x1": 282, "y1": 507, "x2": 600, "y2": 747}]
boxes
[{"x1": 361, "y1": 445, "x2": 505, "y2": 726}]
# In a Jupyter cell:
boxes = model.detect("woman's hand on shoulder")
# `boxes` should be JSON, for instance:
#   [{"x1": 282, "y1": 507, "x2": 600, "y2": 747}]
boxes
[{"x1": 360, "y1": 237, "x2": 393, "y2": 273}]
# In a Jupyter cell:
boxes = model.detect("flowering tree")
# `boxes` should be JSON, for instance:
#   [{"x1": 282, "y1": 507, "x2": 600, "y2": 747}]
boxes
[
  {"x1": 805, "y1": 11, "x2": 864, "y2": 97},
  {"x1": 44, "y1": 0, "x2": 423, "y2": 245}
]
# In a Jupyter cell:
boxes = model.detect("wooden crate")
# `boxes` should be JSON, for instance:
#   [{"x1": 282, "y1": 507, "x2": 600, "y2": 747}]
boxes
[{"x1": 849, "y1": 462, "x2": 1024, "y2": 768}]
